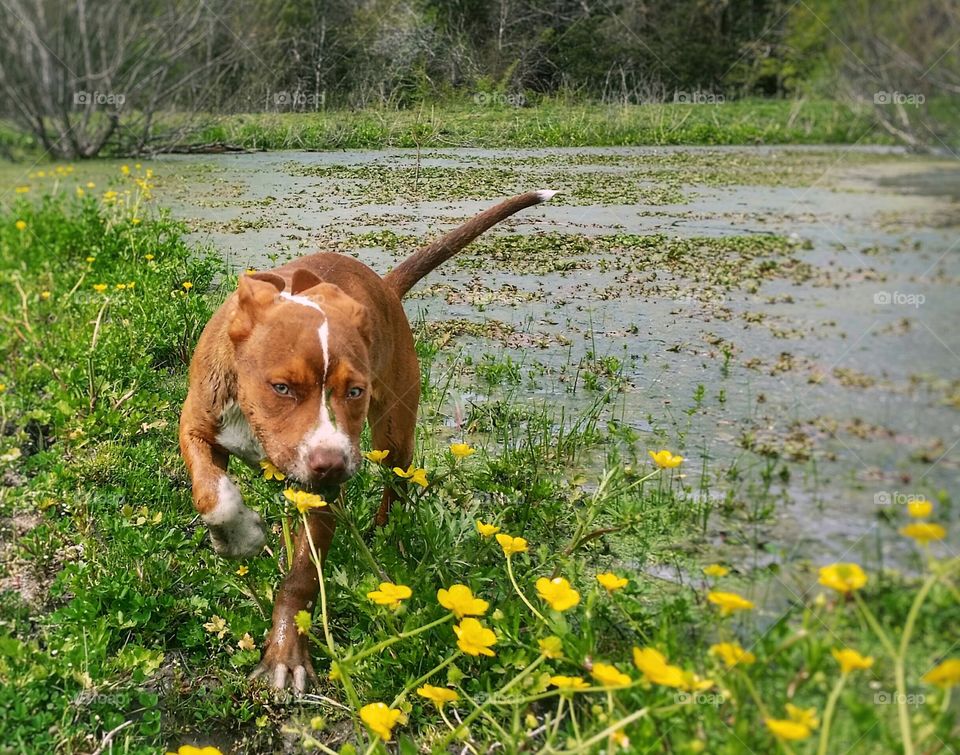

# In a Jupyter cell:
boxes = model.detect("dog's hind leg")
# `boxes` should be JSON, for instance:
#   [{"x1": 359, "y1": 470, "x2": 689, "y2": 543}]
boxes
[{"x1": 368, "y1": 380, "x2": 419, "y2": 526}]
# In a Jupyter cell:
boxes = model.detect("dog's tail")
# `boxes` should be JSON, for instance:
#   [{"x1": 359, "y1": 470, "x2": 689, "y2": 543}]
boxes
[{"x1": 382, "y1": 190, "x2": 556, "y2": 298}]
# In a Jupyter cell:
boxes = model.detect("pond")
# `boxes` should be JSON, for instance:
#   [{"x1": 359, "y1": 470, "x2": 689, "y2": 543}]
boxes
[{"x1": 9, "y1": 147, "x2": 958, "y2": 574}]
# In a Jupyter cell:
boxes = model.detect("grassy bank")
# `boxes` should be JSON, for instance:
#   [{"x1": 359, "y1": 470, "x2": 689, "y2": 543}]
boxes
[{"x1": 0, "y1": 182, "x2": 958, "y2": 754}]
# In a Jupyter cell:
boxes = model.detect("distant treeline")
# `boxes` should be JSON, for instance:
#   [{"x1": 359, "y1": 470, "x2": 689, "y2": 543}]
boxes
[{"x1": 0, "y1": 0, "x2": 956, "y2": 157}]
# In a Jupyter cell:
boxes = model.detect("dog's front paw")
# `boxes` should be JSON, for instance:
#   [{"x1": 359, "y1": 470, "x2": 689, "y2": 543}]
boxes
[
  {"x1": 202, "y1": 477, "x2": 267, "y2": 559},
  {"x1": 250, "y1": 631, "x2": 316, "y2": 694}
]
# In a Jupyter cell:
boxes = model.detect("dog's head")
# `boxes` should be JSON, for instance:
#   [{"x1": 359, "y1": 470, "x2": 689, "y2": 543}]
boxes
[{"x1": 228, "y1": 270, "x2": 372, "y2": 488}]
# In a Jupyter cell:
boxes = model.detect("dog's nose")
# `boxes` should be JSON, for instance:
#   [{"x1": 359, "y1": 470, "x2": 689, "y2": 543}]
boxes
[{"x1": 307, "y1": 447, "x2": 348, "y2": 481}]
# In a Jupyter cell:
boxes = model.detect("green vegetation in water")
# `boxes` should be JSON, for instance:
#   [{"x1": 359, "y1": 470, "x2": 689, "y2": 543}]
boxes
[{"x1": 0, "y1": 189, "x2": 958, "y2": 754}]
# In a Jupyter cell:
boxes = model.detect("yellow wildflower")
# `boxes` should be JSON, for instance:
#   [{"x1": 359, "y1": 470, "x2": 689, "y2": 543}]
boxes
[
  {"x1": 831, "y1": 648, "x2": 874, "y2": 674},
  {"x1": 535, "y1": 576, "x2": 581, "y2": 611},
  {"x1": 649, "y1": 449, "x2": 684, "y2": 468},
  {"x1": 707, "y1": 591, "x2": 755, "y2": 616},
  {"x1": 611, "y1": 730, "x2": 630, "y2": 750},
  {"x1": 765, "y1": 718, "x2": 812, "y2": 741},
  {"x1": 360, "y1": 702, "x2": 402, "y2": 741},
  {"x1": 785, "y1": 704, "x2": 819, "y2": 731},
  {"x1": 236, "y1": 565, "x2": 249, "y2": 577},
  {"x1": 393, "y1": 464, "x2": 428, "y2": 487},
  {"x1": 93, "y1": 283, "x2": 108, "y2": 293},
  {"x1": 115, "y1": 283, "x2": 126, "y2": 291},
  {"x1": 76, "y1": 187, "x2": 85, "y2": 197},
  {"x1": 131, "y1": 217, "x2": 141, "y2": 225},
  {"x1": 922, "y1": 659, "x2": 960, "y2": 688},
  {"x1": 596, "y1": 572, "x2": 628, "y2": 592},
  {"x1": 907, "y1": 499, "x2": 933, "y2": 518},
  {"x1": 237, "y1": 633, "x2": 255, "y2": 652},
  {"x1": 86, "y1": 256, "x2": 95, "y2": 263},
  {"x1": 437, "y1": 584, "x2": 489, "y2": 618},
  {"x1": 538, "y1": 636, "x2": 564, "y2": 659},
  {"x1": 166, "y1": 747, "x2": 223, "y2": 755},
  {"x1": 86, "y1": 182, "x2": 95, "y2": 188},
  {"x1": 15, "y1": 220, "x2": 27, "y2": 231},
  {"x1": 121, "y1": 165, "x2": 130, "y2": 175},
  {"x1": 365, "y1": 449, "x2": 390, "y2": 463},
  {"x1": 14, "y1": 186, "x2": 29, "y2": 193},
  {"x1": 496, "y1": 533, "x2": 528, "y2": 556},
  {"x1": 144, "y1": 254, "x2": 155, "y2": 261},
  {"x1": 450, "y1": 442, "x2": 476, "y2": 459},
  {"x1": 40, "y1": 291, "x2": 51, "y2": 300},
  {"x1": 900, "y1": 522, "x2": 946, "y2": 545},
  {"x1": 818, "y1": 563, "x2": 868, "y2": 594},
  {"x1": 259, "y1": 459, "x2": 285, "y2": 481},
  {"x1": 416, "y1": 685, "x2": 459, "y2": 708},
  {"x1": 703, "y1": 564, "x2": 730, "y2": 578},
  {"x1": 367, "y1": 582, "x2": 412, "y2": 609},
  {"x1": 591, "y1": 663, "x2": 631, "y2": 687},
  {"x1": 102, "y1": 190, "x2": 118, "y2": 202},
  {"x1": 476, "y1": 520, "x2": 500, "y2": 538},
  {"x1": 550, "y1": 675, "x2": 590, "y2": 690},
  {"x1": 453, "y1": 618, "x2": 497, "y2": 656},
  {"x1": 283, "y1": 488, "x2": 327, "y2": 514},
  {"x1": 632, "y1": 647, "x2": 686, "y2": 688},
  {"x1": 709, "y1": 642, "x2": 756, "y2": 668},
  {"x1": 202, "y1": 615, "x2": 228, "y2": 639},
  {"x1": 294, "y1": 610, "x2": 311, "y2": 634},
  {"x1": 182, "y1": 281, "x2": 193, "y2": 290}
]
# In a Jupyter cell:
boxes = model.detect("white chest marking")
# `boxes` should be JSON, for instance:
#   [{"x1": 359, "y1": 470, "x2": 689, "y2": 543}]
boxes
[{"x1": 216, "y1": 401, "x2": 264, "y2": 463}]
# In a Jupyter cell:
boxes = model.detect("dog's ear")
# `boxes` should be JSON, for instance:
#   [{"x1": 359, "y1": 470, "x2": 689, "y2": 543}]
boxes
[
  {"x1": 229, "y1": 274, "x2": 283, "y2": 342},
  {"x1": 291, "y1": 269, "x2": 323, "y2": 294}
]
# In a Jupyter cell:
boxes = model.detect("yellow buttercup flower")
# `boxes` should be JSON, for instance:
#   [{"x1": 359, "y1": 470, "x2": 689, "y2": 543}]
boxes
[
  {"x1": 166, "y1": 746, "x2": 223, "y2": 755},
  {"x1": 632, "y1": 647, "x2": 686, "y2": 688},
  {"x1": 649, "y1": 449, "x2": 684, "y2": 468},
  {"x1": 476, "y1": 520, "x2": 500, "y2": 538},
  {"x1": 365, "y1": 449, "x2": 390, "y2": 463},
  {"x1": 181, "y1": 281, "x2": 193, "y2": 290},
  {"x1": 591, "y1": 662, "x2": 632, "y2": 687},
  {"x1": 450, "y1": 443, "x2": 476, "y2": 459},
  {"x1": 360, "y1": 702, "x2": 402, "y2": 741},
  {"x1": 900, "y1": 522, "x2": 946, "y2": 545},
  {"x1": 393, "y1": 464, "x2": 428, "y2": 488},
  {"x1": 818, "y1": 563, "x2": 867, "y2": 594},
  {"x1": 922, "y1": 659, "x2": 960, "y2": 688},
  {"x1": 437, "y1": 584, "x2": 489, "y2": 618},
  {"x1": 785, "y1": 704, "x2": 819, "y2": 731},
  {"x1": 283, "y1": 488, "x2": 327, "y2": 514},
  {"x1": 236, "y1": 565, "x2": 249, "y2": 577},
  {"x1": 121, "y1": 164, "x2": 130, "y2": 175},
  {"x1": 202, "y1": 615, "x2": 228, "y2": 638},
  {"x1": 237, "y1": 633, "x2": 255, "y2": 652},
  {"x1": 14, "y1": 186, "x2": 29, "y2": 194},
  {"x1": 416, "y1": 684, "x2": 459, "y2": 708},
  {"x1": 703, "y1": 564, "x2": 730, "y2": 578},
  {"x1": 707, "y1": 591, "x2": 755, "y2": 616},
  {"x1": 709, "y1": 642, "x2": 756, "y2": 668},
  {"x1": 259, "y1": 459, "x2": 285, "y2": 481},
  {"x1": 367, "y1": 582, "x2": 412, "y2": 609},
  {"x1": 907, "y1": 499, "x2": 933, "y2": 518},
  {"x1": 453, "y1": 618, "x2": 497, "y2": 656},
  {"x1": 496, "y1": 533, "x2": 528, "y2": 556},
  {"x1": 535, "y1": 576, "x2": 581, "y2": 611},
  {"x1": 539, "y1": 636, "x2": 564, "y2": 659},
  {"x1": 550, "y1": 675, "x2": 589, "y2": 690},
  {"x1": 102, "y1": 190, "x2": 118, "y2": 202},
  {"x1": 765, "y1": 718, "x2": 812, "y2": 741},
  {"x1": 831, "y1": 648, "x2": 874, "y2": 674},
  {"x1": 92, "y1": 283, "x2": 108, "y2": 293},
  {"x1": 15, "y1": 220, "x2": 27, "y2": 231},
  {"x1": 40, "y1": 291, "x2": 50, "y2": 300},
  {"x1": 596, "y1": 572, "x2": 628, "y2": 591},
  {"x1": 86, "y1": 256, "x2": 96, "y2": 263},
  {"x1": 144, "y1": 254, "x2": 155, "y2": 261}
]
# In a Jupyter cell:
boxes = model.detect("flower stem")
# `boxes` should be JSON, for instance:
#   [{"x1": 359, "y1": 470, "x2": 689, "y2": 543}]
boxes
[
  {"x1": 556, "y1": 706, "x2": 649, "y2": 754},
  {"x1": 390, "y1": 651, "x2": 460, "y2": 708},
  {"x1": 817, "y1": 672, "x2": 847, "y2": 755},
  {"x1": 347, "y1": 613, "x2": 454, "y2": 665},
  {"x1": 506, "y1": 554, "x2": 548, "y2": 624}
]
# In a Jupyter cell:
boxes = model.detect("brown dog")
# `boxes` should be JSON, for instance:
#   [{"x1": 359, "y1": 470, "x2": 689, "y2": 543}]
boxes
[{"x1": 179, "y1": 190, "x2": 554, "y2": 690}]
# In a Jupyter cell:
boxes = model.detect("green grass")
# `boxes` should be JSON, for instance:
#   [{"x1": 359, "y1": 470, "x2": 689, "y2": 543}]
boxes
[
  {"x1": 0, "y1": 191, "x2": 958, "y2": 754},
  {"x1": 179, "y1": 99, "x2": 883, "y2": 151}
]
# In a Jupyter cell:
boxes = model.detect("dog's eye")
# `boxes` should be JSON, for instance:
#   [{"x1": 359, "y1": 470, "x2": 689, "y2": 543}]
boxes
[
  {"x1": 272, "y1": 383, "x2": 291, "y2": 396},
  {"x1": 346, "y1": 386, "x2": 364, "y2": 399}
]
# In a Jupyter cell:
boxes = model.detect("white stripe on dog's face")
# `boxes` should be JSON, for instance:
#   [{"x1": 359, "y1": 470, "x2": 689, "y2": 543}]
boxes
[
  {"x1": 293, "y1": 320, "x2": 353, "y2": 479},
  {"x1": 279, "y1": 291, "x2": 324, "y2": 313}
]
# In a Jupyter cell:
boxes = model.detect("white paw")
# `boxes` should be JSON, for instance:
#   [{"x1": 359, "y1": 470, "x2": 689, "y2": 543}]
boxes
[{"x1": 202, "y1": 477, "x2": 267, "y2": 559}]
